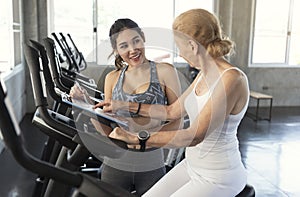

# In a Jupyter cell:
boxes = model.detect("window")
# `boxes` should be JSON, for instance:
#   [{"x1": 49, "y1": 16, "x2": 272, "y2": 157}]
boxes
[
  {"x1": 251, "y1": 0, "x2": 300, "y2": 67},
  {"x1": 49, "y1": 0, "x2": 213, "y2": 65},
  {"x1": 96, "y1": 0, "x2": 174, "y2": 65},
  {"x1": 0, "y1": 1, "x2": 13, "y2": 73},
  {"x1": 0, "y1": 0, "x2": 22, "y2": 74},
  {"x1": 50, "y1": 0, "x2": 94, "y2": 62},
  {"x1": 96, "y1": 0, "x2": 213, "y2": 65},
  {"x1": 173, "y1": 0, "x2": 214, "y2": 63}
]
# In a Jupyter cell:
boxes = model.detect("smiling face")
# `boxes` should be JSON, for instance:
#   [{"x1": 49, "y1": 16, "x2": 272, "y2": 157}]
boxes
[{"x1": 115, "y1": 28, "x2": 146, "y2": 67}]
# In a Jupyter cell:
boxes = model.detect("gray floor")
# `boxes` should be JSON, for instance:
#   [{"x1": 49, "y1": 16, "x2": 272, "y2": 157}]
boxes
[
  {"x1": 0, "y1": 114, "x2": 48, "y2": 197},
  {"x1": 0, "y1": 107, "x2": 300, "y2": 196},
  {"x1": 0, "y1": 139, "x2": 4, "y2": 155},
  {"x1": 239, "y1": 107, "x2": 300, "y2": 197}
]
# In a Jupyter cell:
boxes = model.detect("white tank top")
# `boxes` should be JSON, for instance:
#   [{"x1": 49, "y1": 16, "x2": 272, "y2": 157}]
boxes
[{"x1": 184, "y1": 67, "x2": 249, "y2": 172}]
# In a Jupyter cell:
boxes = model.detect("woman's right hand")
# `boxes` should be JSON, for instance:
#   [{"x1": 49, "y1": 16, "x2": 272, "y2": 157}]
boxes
[
  {"x1": 69, "y1": 83, "x2": 89, "y2": 102},
  {"x1": 93, "y1": 99, "x2": 127, "y2": 113}
]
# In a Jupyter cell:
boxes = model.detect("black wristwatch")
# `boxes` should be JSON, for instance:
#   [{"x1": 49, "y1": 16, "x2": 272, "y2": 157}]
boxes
[{"x1": 137, "y1": 130, "x2": 150, "y2": 152}]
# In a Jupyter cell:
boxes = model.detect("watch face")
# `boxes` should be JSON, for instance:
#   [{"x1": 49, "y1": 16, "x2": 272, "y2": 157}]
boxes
[{"x1": 138, "y1": 130, "x2": 150, "y2": 140}]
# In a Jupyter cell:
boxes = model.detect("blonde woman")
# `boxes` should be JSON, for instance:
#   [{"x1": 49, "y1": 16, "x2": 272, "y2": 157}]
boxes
[{"x1": 99, "y1": 9, "x2": 249, "y2": 197}]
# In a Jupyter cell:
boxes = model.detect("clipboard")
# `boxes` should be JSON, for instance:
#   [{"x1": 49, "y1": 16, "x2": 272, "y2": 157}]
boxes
[{"x1": 61, "y1": 92, "x2": 129, "y2": 129}]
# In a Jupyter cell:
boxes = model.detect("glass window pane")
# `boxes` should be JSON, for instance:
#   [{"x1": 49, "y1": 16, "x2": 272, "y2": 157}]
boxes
[
  {"x1": 174, "y1": 0, "x2": 213, "y2": 63},
  {"x1": 175, "y1": 0, "x2": 213, "y2": 17},
  {"x1": 252, "y1": 36, "x2": 287, "y2": 63},
  {"x1": 252, "y1": 0, "x2": 289, "y2": 64},
  {"x1": 97, "y1": 0, "x2": 174, "y2": 65},
  {"x1": 289, "y1": 35, "x2": 300, "y2": 65},
  {"x1": 52, "y1": 0, "x2": 94, "y2": 62},
  {"x1": 0, "y1": 0, "x2": 13, "y2": 73},
  {"x1": 289, "y1": 0, "x2": 300, "y2": 65},
  {"x1": 97, "y1": 0, "x2": 173, "y2": 41}
]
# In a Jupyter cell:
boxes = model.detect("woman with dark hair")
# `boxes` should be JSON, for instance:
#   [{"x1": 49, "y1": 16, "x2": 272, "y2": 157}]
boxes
[{"x1": 71, "y1": 18, "x2": 182, "y2": 196}]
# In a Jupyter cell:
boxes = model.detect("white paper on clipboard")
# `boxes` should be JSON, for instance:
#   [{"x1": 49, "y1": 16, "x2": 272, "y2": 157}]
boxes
[{"x1": 61, "y1": 92, "x2": 129, "y2": 129}]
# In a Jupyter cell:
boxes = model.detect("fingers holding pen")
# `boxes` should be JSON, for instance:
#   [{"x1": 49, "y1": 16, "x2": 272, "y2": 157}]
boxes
[{"x1": 69, "y1": 84, "x2": 88, "y2": 101}]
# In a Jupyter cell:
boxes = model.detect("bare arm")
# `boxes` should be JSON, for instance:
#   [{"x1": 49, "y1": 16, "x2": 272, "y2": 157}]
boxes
[
  {"x1": 109, "y1": 69, "x2": 248, "y2": 148},
  {"x1": 90, "y1": 70, "x2": 120, "y2": 135},
  {"x1": 99, "y1": 72, "x2": 201, "y2": 121},
  {"x1": 156, "y1": 63, "x2": 184, "y2": 130}
]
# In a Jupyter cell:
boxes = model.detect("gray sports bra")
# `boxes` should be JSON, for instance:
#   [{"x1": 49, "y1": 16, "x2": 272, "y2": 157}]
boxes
[{"x1": 112, "y1": 61, "x2": 166, "y2": 116}]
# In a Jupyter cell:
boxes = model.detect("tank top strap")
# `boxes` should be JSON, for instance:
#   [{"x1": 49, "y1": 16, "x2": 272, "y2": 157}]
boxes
[
  {"x1": 210, "y1": 67, "x2": 248, "y2": 90},
  {"x1": 112, "y1": 65, "x2": 128, "y2": 100},
  {"x1": 149, "y1": 60, "x2": 160, "y2": 83},
  {"x1": 220, "y1": 67, "x2": 249, "y2": 95},
  {"x1": 116, "y1": 62, "x2": 157, "y2": 90},
  {"x1": 194, "y1": 67, "x2": 249, "y2": 98},
  {"x1": 192, "y1": 72, "x2": 203, "y2": 91}
]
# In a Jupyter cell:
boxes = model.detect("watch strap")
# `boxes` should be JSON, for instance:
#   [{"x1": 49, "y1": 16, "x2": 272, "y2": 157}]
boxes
[{"x1": 139, "y1": 140, "x2": 146, "y2": 152}]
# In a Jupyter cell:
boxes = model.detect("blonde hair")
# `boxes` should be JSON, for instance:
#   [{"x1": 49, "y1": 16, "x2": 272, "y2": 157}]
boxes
[{"x1": 173, "y1": 8, "x2": 234, "y2": 58}]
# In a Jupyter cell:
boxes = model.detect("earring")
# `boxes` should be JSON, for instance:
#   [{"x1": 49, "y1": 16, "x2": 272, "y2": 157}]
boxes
[{"x1": 115, "y1": 54, "x2": 120, "y2": 59}]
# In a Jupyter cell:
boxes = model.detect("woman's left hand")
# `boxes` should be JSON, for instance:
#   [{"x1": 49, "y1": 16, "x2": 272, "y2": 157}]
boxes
[{"x1": 109, "y1": 127, "x2": 139, "y2": 145}]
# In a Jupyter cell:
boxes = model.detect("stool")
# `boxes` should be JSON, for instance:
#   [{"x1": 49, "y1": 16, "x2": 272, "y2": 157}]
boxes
[
  {"x1": 248, "y1": 91, "x2": 273, "y2": 121},
  {"x1": 235, "y1": 184, "x2": 255, "y2": 197}
]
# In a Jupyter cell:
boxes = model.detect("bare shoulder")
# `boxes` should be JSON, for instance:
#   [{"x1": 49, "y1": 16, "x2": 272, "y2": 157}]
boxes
[
  {"x1": 105, "y1": 69, "x2": 121, "y2": 81},
  {"x1": 156, "y1": 62, "x2": 175, "y2": 68},
  {"x1": 156, "y1": 62, "x2": 176, "y2": 73},
  {"x1": 218, "y1": 67, "x2": 248, "y2": 93},
  {"x1": 222, "y1": 67, "x2": 246, "y2": 81},
  {"x1": 104, "y1": 69, "x2": 122, "y2": 92},
  {"x1": 156, "y1": 62, "x2": 179, "y2": 81},
  {"x1": 221, "y1": 67, "x2": 249, "y2": 114}
]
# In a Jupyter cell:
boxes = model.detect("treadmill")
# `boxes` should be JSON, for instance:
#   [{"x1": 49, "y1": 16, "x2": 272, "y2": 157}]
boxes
[{"x1": 0, "y1": 79, "x2": 134, "y2": 197}]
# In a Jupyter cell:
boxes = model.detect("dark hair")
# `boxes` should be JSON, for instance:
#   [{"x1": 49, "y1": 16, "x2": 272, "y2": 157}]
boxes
[{"x1": 109, "y1": 18, "x2": 144, "y2": 70}]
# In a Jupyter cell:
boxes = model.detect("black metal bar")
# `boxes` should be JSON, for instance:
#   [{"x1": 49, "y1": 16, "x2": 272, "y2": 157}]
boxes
[
  {"x1": 269, "y1": 98, "x2": 273, "y2": 121},
  {"x1": 255, "y1": 99, "x2": 260, "y2": 121},
  {"x1": 0, "y1": 82, "x2": 82, "y2": 187}
]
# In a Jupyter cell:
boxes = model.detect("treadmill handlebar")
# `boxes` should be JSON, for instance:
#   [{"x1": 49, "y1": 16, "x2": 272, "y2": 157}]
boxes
[{"x1": 0, "y1": 82, "x2": 134, "y2": 197}]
